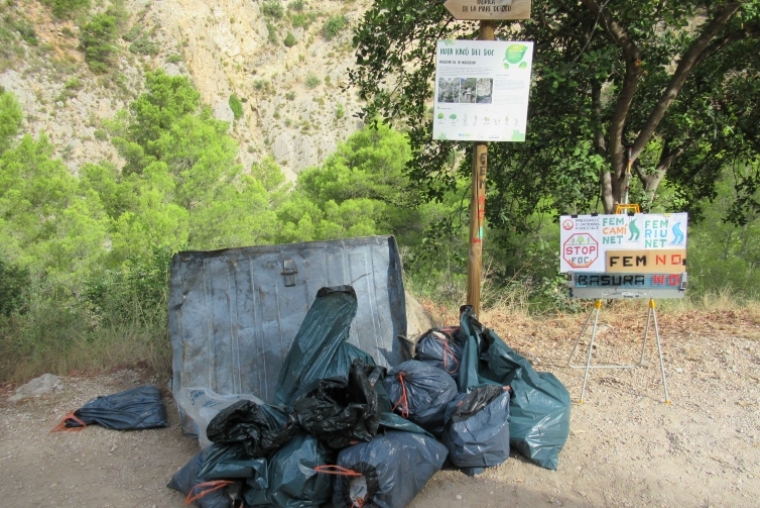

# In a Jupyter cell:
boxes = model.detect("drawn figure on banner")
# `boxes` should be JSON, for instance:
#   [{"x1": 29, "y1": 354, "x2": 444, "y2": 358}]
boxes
[
  {"x1": 672, "y1": 223, "x2": 685, "y2": 245},
  {"x1": 628, "y1": 219, "x2": 640, "y2": 241}
]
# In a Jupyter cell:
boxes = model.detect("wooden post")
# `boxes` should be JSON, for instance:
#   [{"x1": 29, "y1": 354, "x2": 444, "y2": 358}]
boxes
[{"x1": 466, "y1": 20, "x2": 495, "y2": 318}]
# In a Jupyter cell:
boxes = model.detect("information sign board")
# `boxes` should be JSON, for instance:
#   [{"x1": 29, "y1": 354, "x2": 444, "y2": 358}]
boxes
[
  {"x1": 433, "y1": 40, "x2": 533, "y2": 142},
  {"x1": 559, "y1": 213, "x2": 688, "y2": 273}
]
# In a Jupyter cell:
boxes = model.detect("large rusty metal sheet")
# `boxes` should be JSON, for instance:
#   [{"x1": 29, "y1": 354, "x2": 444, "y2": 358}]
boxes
[{"x1": 169, "y1": 236, "x2": 406, "y2": 431}]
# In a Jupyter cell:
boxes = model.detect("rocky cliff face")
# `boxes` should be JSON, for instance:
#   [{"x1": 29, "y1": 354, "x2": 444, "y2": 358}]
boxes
[{"x1": 1, "y1": 0, "x2": 367, "y2": 179}]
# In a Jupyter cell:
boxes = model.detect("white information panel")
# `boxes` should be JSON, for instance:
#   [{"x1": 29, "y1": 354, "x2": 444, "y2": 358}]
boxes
[
  {"x1": 559, "y1": 213, "x2": 688, "y2": 273},
  {"x1": 433, "y1": 40, "x2": 533, "y2": 142}
]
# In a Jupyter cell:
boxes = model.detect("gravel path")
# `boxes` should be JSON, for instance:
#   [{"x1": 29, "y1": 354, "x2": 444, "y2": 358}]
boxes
[{"x1": 1, "y1": 314, "x2": 759, "y2": 507}]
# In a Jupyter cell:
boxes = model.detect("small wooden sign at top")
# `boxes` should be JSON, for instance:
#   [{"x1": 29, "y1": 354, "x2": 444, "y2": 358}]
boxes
[{"x1": 444, "y1": 0, "x2": 531, "y2": 20}]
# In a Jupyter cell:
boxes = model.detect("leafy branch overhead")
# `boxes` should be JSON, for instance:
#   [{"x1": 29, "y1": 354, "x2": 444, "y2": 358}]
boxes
[{"x1": 350, "y1": 0, "x2": 760, "y2": 226}]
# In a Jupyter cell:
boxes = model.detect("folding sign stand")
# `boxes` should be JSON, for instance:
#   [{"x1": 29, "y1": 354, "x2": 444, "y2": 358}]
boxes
[
  {"x1": 561, "y1": 202, "x2": 684, "y2": 405},
  {"x1": 566, "y1": 298, "x2": 670, "y2": 404}
]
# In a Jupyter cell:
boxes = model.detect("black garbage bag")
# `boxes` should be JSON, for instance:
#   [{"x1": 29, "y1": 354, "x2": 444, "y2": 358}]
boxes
[
  {"x1": 245, "y1": 434, "x2": 334, "y2": 508},
  {"x1": 206, "y1": 400, "x2": 299, "y2": 458},
  {"x1": 414, "y1": 327, "x2": 462, "y2": 377},
  {"x1": 275, "y1": 286, "x2": 376, "y2": 406},
  {"x1": 442, "y1": 385, "x2": 511, "y2": 476},
  {"x1": 458, "y1": 306, "x2": 571, "y2": 471},
  {"x1": 167, "y1": 450, "x2": 235, "y2": 508},
  {"x1": 382, "y1": 360, "x2": 458, "y2": 434},
  {"x1": 56, "y1": 385, "x2": 168, "y2": 431},
  {"x1": 329, "y1": 430, "x2": 448, "y2": 508},
  {"x1": 294, "y1": 359, "x2": 382, "y2": 449},
  {"x1": 197, "y1": 443, "x2": 269, "y2": 481}
]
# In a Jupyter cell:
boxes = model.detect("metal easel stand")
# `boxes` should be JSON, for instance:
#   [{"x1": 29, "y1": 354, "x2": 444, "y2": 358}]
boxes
[{"x1": 567, "y1": 298, "x2": 670, "y2": 404}]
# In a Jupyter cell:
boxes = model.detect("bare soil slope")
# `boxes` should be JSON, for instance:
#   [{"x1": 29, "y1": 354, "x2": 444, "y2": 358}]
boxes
[{"x1": 1, "y1": 305, "x2": 759, "y2": 507}]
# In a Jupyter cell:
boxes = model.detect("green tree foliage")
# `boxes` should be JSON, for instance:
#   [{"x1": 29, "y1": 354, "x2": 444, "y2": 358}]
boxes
[
  {"x1": 351, "y1": 0, "x2": 760, "y2": 229},
  {"x1": 0, "y1": 259, "x2": 29, "y2": 317},
  {"x1": 120, "y1": 70, "x2": 200, "y2": 160},
  {"x1": 106, "y1": 71, "x2": 278, "y2": 253},
  {"x1": 688, "y1": 165, "x2": 760, "y2": 296},
  {"x1": 280, "y1": 123, "x2": 455, "y2": 248},
  {"x1": 0, "y1": 134, "x2": 110, "y2": 289},
  {"x1": 284, "y1": 32, "x2": 297, "y2": 47},
  {"x1": 0, "y1": 89, "x2": 22, "y2": 153},
  {"x1": 80, "y1": 12, "x2": 119, "y2": 73},
  {"x1": 252, "y1": 155, "x2": 289, "y2": 194}
]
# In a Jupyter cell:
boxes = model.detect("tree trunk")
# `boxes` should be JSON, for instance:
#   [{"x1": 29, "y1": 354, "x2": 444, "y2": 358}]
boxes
[{"x1": 587, "y1": 1, "x2": 742, "y2": 213}]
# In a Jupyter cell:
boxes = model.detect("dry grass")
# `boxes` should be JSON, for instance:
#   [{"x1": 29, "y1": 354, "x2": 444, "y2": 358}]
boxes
[
  {"x1": 0, "y1": 307, "x2": 172, "y2": 385},
  {"x1": 415, "y1": 289, "x2": 760, "y2": 372}
]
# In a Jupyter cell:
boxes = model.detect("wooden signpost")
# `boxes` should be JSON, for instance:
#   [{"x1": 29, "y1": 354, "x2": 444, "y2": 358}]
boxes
[
  {"x1": 442, "y1": 2, "x2": 532, "y2": 317},
  {"x1": 444, "y1": 0, "x2": 532, "y2": 20},
  {"x1": 466, "y1": 22, "x2": 494, "y2": 318}
]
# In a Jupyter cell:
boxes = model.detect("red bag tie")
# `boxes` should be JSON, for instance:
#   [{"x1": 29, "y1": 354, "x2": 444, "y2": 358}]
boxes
[
  {"x1": 50, "y1": 411, "x2": 87, "y2": 433},
  {"x1": 314, "y1": 465, "x2": 366, "y2": 507},
  {"x1": 433, "y1": 331, "x2": 460, "y2": 375},
  {"x1": 184, "y1": 480, "x2": 234, "y2": 505},
  {"x1": 313, "y1": 465, "x2": 363, "y2": 477},
  {"x1": 392, "y1": 372, "x2": 410, "y2": 418}
]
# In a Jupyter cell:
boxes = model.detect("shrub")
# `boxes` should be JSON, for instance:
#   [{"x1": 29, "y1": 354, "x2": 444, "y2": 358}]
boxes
[
  {"x1": 335, "y1": 102, "x2": 345, "y2": 119},
  {"x1": 129, "y1": 35, "x2": 159, "y2": 55},
  {"x1": 261, "y1": 0, "x2": 284, "y2": 19},
  {"x1": 80, "y1": 13, "x2": 118, "y2": 73},
  {"x1": 305, "y1": 73, "x2": 320, "y2": 89},
  {"x1": 285, "y1": 91, "x2": 296, "y2": 100},
  {"x1": 266, "y1": 21, "x2": 277, "y2": 44},
  {"x1": 284, "y1": 32, "x2": 296, "y2": 47},
  {"x1": 288, "y1": 0, "x2": 305, "y2": 12},
  {"x1": 0, "y1": 260, "x2": 29, "y2": 317},
  {"x1": 122, "y1": 25, "x2": 142, "y2": 42},
  {"x1": 41, "y1": 0, "x2": 90, "y2": 20},
  {"x1": 166, "y1": 54, "x2": 182, "y2": 64},
  {"x1": 291, "y1": 12, "x2": 316, "y2": 29},
  {"x1": 64, "y1": 77, "x2": 82, "y2": 90},
  {"x1": 321, "y1": 15, "x2": 346, "y2": 40},
  {"x1": 229, "y1": 93, "x2": 243, "y2": 120},
  {"x1": 10, "y1": 17, "x2": 38, "y2": 45}
]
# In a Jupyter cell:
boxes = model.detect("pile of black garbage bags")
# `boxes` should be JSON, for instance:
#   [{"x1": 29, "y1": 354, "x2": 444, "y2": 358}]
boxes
[{"x1": 169, "y1": 286, "x2": 571, "y2": 508}]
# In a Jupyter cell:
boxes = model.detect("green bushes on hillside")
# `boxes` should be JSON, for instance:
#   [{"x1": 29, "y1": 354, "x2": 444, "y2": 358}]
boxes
[
  {"x1": 41, "y1": 0, "x2": 90, "y2": 20},
  {"x1": 261, "y1": 0, "x2": 284, "y2": 19},
  {"x1": 229, "y1": 94, "x2": 244, "y2": 120},
  {"x1": 321, "y1": 15, "x2": 347, "y2": 40},
  {"x1": 80, "y1": 12, "x2": 119, "y2": 73}
]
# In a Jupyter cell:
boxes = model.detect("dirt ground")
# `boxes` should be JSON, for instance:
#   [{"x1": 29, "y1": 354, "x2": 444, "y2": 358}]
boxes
[{"x1": 1, "y1": 304, "x2": 759, "y2": 508}]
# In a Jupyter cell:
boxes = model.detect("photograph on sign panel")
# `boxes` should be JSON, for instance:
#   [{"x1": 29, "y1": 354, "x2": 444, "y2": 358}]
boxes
[
  {"x1": 459, "y1": 77, "x2": 477, "y2": 103},
  {"x1": 437, "y1": 77, "x2": 460, "y2": 103},
  {"x1": 476, "y1": 78, "x2": 493, "y2": 103}
]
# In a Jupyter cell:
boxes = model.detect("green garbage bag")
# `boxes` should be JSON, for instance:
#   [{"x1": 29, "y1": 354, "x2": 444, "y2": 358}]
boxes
[
  {"x1": 457, "y1": 306, "x2": 571, "y2": 470},
  {"x1": 377, "y1": 411, "x2": 434, "y2": 437},
  {"x1": 244, "y1": 434, "x2": 334, "y2": 508},
  {"x1": 274, "y1": 286, "x2": 374, "y2": 406}
]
